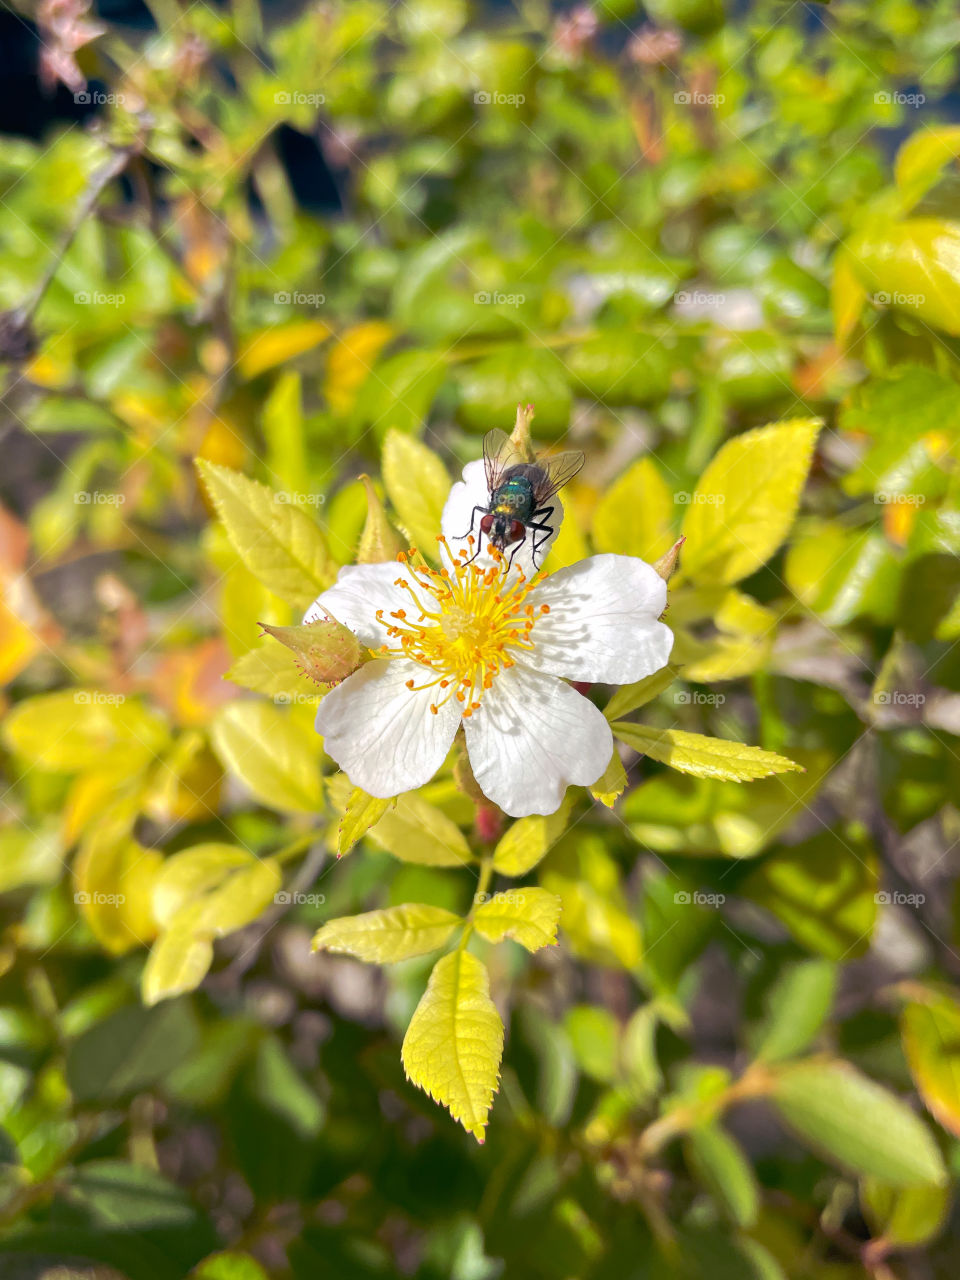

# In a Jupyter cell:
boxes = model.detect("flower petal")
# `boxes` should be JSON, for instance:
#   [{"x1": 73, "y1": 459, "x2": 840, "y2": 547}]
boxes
[
  {"x1": 303, "y1": 562, "x2": 411, "y2": 648},
  {"x1": 464, "y1": 664, "x2": 612, "y2": 817},
  {"x1": 315, "y1": 659, "x2": 461, "y2": 798},
  {"x1": 525, "y1": 554, "x2": 673, "y2": 684},
  {"x1": 441, "y1": 457, "x2": 564, "y2": 579}
]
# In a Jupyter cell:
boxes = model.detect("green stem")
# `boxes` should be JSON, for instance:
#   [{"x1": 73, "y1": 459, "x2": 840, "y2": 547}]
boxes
[
  {"x1": 637, "y1": 1065, "x2": 773, "y2": 1159},
  {"x1": 458, "y1": 851, "x2": 496, "y2": 950},
  {"x1": 273, "y1": 829, "x2": 321, "y2": 864}
]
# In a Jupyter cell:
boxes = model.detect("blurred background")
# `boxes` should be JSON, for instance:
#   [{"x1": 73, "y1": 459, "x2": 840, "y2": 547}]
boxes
[{"x1": 1, "y1": 0, "x2": 960, "y2": 1277}]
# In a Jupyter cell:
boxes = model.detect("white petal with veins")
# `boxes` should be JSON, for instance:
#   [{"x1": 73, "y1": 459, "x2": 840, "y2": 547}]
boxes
[
  {"x1": 525, "y1": 554, "x2": 673, "y2": 684},
  {"x1": 463, "y1": 663, "x2": 612, "y2": 817},
  {"x1": 315, "y1": 658, "x2": 460, "y2": 798}
]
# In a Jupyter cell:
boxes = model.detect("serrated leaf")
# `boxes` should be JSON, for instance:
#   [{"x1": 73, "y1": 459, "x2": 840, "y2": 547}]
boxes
[
  {"x1": 901, "y1": 988, "x2": 960, "y2": 1140},
  {"x1": 227, "y1": 642, "x2": 319, "y2": 699},
  {"x1": 312, "y1": 903, "x2": 461, "y2": 962},
  {"x1": 381, "y1": 429, "x2": 450, "y2": 554},
  {"x1": 197, "y1": 459, "x2": 335, "y2": 610},
  {"x1": 604, "y1": 664, "x2": 681, "y2": 722},
  {"x1": 771, "y1": 1059, "x2": 946, "y2": 1187},
  {"x1": 473, "y1": 888, "x2": 561, "y2": 952},
  {"x1": 338, "y1": 786, "x2": 393, "y2": 856},
  {"x1": 611, "y1": 723, "x2": 803, "y2": 782},
  {"x1": 367, "y1": 791, "x2": 472, "y2": 867},
  {"x1": 401, "y1": 950, "x2": 504, "y2": 1142},
  {"x1": 211, "y1": 701, "x2": 323, "y2": 813},
  {"x1": 590, "y1": 749, "x2": 627, "y2": 807},
  {"x1": 592, "y1": 456, "x2": 675, "y2": 561},
  {"x1": 679, "y1": 419, "x2": 821, "y2": 585},
  {"x1": 492, "y1": 799, "x2": 571, "y2": 876}
]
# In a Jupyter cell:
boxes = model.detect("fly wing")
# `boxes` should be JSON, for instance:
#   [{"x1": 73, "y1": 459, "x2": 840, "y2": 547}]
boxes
[
  {"x1": 481, "y1": 428, "x2": 525, "y2": 496},
  {"x1": 532, "y1": 450, "x2": 585, "y2": 504}
]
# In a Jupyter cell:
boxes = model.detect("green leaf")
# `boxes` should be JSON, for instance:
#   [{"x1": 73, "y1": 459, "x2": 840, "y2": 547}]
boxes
[
  {"x1": 352, "y1": 348, "x2": 447, "y2": 437},
  {"x1": 604, "y1": 664, "x2": 682, "y2": 722},
  {"x1": 381, "y1": 428, "x2": 450, "y2": 553},
  {"x1": 401, "y1": 950, "x2": 504, "y2": 1142},
  {"x1": 456, "y1": 346, "x2": 571, "y2": 437},
  {"x1": 770, "y1": 1059, "x2": 946, "y2": 1187},
  {"x1": 592, "y1": 455, "x2": 675, "y2": 561},
  {"x1": 473, "y1": 888, "x2": 562, "y2": 952},
  {"x1": 754, "y1": 959, "x2": 836, "y2": 1064},
  {"x1": 900, "y1": 987, "x2": 960, "y2": 1140},
  {"x1": 151, "y1": 843, "x2": 253, "y2": 928},
  {"x1": 0, "y1": 821, "x2": 63, "y2": 893},
  {"x1": 894, "y1": 125, "x2": 960, "y2": 205},
  {"x1": 66, "y1": 1000, "x2": 200, "y2": 1102},
  {"x1": 679, "y1": 418, "x2": 821, "y2": 585},
  {"x1": 338, "y1": 786, "x2": 393, "y2": 856},
  {"x1": 611, "y1": 723, "x2": 803, "y2": 782},
  {"x1": 685, "y1": 1124, "x2": 760, "y2": 1227},
  {"x1": 742, "y1": 831, "x2": 879, "y2": 959},
  {"x1": 211, "y1": 701, "x2": 323, "y2": 813},
  {"x1": 312, "y1": 903, "x2": 462, "y2": 962},
  {"x1": 861, "y1": 1177, "x2": 949, "y2": 1249},
  {"x1": 2, "y1": 690, "x2": 169, "y2": 773},
  {"x1": 191, "y1": 1253, "x2": 269, "y2": 1280},
  {"x1": 846, "y1": 217, "x2": 960, "y2": 336},
  {"x1": 567, "y1": 331, "x2": 674, "y2": 406},
  {"x1": 565, "y1": 1005, "x2": 619, "y2": 1083},
  {"x1": 492, "y1": 801, "x2": 571, "y2": 876},
  {"x1": 367, "y1": 791, "x2": 472, "y2": 867},
  {"x1": 197, "y1": 459, "x2": 335, "y2": 610},
  {"x1": 142, "y1": 915, "x2": 215, "y2": 1007}
]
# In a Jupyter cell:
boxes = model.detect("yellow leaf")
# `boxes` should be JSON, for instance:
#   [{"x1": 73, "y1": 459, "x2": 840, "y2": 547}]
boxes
[
  {"x1": 593, "y1": 456, "x2": 675, "y2": 561},
  {"x1": 227, "y1": 642, "x2": 320, "y2": 700},
  {"x1": 211, "y1": 701, "x2": 323, "y2": 813},
  {"x1": 901, "y1": 988, "x2": 960, "y2": 1140},
  {"x1": 151, "y1": 843, "x2": 254, "y2": 928},
  {"x1": 679, "y1": 419, "x2": 821, "y2": 586},
  {"x1": 144, "y1": 731, "x2": 222, "y2": 825},
  {"x1": 401, "y1": 950, "x2": 504, "y2": 1142},
  {"x1": 546, "y1": 496, "x2": 589, "y2": 571},
  {"x1": 612, "y1": 723, "x2": 803, "y2": 782},
  {"x1": 142, "y1": 907, "x2": 215, "y2": 1007},
  {"x1": 368, "y1": 791, "x2": 472, "y2": 867},
  {"x1": 197, "y1": 459, "x2": 336, "y2": 611},
  {"x1": 492, "y1": 800, "x2": 571, "y2": 876},
  {"x1": 312, "y1": 903, "x2": 462, "y2": 962},
  {"x1": 74, "y1": 825, "x2": 163, "y2": 955},
  {"x1": 895, "y1": 125, "x2": 960, "y2": 205},
  {"x1": 590, "y1": 750, "x2": 627, "y2": 808},
  {"x1": 0, "y1": 821, "x2": 62, "y2": 893},
  {"x1": 542, "y1": 856, "x2": 641, "y2": 970},
  {"x1": 604, "y1": 664, "x2": 680, "y2": 722},
  {"x1": 0, "y1": 595, "x2": 39, "y2": 685},
  {"x1": 63, "y1": 766, "x2": 144, "y2": 848},
  {"x1": 338, "y1": 786, "x2": 393, "y2": 856},
  {"x1": 473, "y1": 888, "x2": 561, "y2": 952},
  {"x1": 381, "y1": 429, "x2": 450, "y2": 554},
  {"x1": 325, "y1": 320, "x2": 394, "y2": 415},
  {"x1": 832, "y1": 249, "x2": 867, "y2": 345},
  {"x1": 237, "y1": 320, "x2": 331, "y2": 380},
  {"x1": 3, "y1": 690, "x2": 169, "y2": 773}
]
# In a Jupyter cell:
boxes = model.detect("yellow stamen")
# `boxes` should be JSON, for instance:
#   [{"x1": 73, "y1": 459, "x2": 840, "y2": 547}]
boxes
[{"x1": 380, "y1": 538, "x2": 542, "y2": 715}]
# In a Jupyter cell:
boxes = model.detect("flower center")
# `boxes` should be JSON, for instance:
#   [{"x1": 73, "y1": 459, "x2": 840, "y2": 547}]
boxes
[{"x1": 376, "y1": 538, "x2": 550, "y2": 717}]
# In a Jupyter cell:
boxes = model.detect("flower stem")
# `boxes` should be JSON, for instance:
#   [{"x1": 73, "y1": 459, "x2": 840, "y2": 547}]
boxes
[{"x1": 457, "y1": 850, "x2": 496, "y2": 951}]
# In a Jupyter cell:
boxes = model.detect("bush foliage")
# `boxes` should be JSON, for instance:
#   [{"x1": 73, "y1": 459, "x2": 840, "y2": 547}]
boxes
[{"x1": 2, "y1": 0, "x2": 960, "y2": 1277}]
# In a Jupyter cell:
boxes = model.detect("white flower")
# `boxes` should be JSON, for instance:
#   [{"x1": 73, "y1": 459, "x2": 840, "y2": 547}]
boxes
[{"x1": 305, "y1": 466, "x2": 673, "y2": 818}]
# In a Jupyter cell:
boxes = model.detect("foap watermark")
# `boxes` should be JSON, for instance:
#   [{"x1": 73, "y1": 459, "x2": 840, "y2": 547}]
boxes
[
  {"x1": 875, "y1": 890, "x2": 925, "y2": 907},
  {"x1": 274, "y1": 291, "x2": 325, "y2": 307},
  {"x1": 273, "y1": 691, "x2": 323, "y2": 707},
  {"x1": 474, "y1": 291, "x2": 526, "y2": 307},
  {"x1": 74, "y1": 90, "x2": 126, "y2": 106},
  {"x1": 75, "y1": 691, "x2": 125, "y2": 706},
  {"x1": 474, "y1": 90, "x2": 525, "y2": 107},
  {"x1": 74, "y1": 291, "x2": 125, "y2": 307},
  {"x1": 675, "y1": 290, "x2": 726, "y2": 306},
  {"x1": 274, "y1": 91, "x2": 326, "y2": 106},
  {"x1": 75, "y1": 891, "x2": 126, "y2": 906},
  {"x1": 875, "y1": 90, "x2": 925, "y2": 107},
  {"x1": 675, "y1": 491, "x2": 725, "y2": 506},
  {"x1": 872, "y1": 291, "x2": 925, "y2": 307},
  {"x1": 275, "y1": 891, "x2": 326, "y2": 906},
  {"x1": 674, "y1": 890, "x2": 725, "y2": 907},
  {"x1": 75, "y1": 491, "x2": 125, "y2": 506},
  {"x1": 274, "y1": 491, "x2": 326, "y2": 507},
  {"x1": 474, "y1": 890, "x2": 526, "y2": 906},
  {"x1": 876, "y1": 491, "x2": 925, "y2": 506},
  {"x1": 874, "y1": 690, "x2": 925, "y2": 707},
  {"x1": 674, "y1": 90, "x2": 725, "y2": 106},
  {"x1": 675, "y1": 690, "x2": 726, "y2": 706}
]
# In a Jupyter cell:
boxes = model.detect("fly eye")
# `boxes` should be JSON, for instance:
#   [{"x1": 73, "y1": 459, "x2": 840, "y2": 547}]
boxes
[
  {"x1": 508, "y1": 520, "x2": 525, "y2": 543},
  {"x1": 480, "y1": 514, "x2": 494, "y2": 533}
]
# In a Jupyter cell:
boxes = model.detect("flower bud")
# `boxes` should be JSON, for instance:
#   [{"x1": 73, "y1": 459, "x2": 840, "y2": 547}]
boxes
[
  {"x1": 509, "y1": 402, "x2": 537, "y2": 461},
  {"x1": 653, "y1": 536, "x2": 685, "y2": 582},
  {"x1": 259, "y1": 619, "x2": 364, "y2": 685}
]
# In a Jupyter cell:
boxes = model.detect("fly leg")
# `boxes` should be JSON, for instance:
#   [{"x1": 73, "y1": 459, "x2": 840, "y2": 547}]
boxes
[
  {"x1": 458, "y1": 505, "x2": 489, "y2": 564},
  {"x1": 528, "y1": 505, "x2": 555, "y2": 569}
]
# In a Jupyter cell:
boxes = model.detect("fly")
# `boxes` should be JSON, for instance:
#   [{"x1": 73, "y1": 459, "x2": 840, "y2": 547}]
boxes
[{"x1": 460, "y1": 428, "x2": 585, "y2": 571}]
